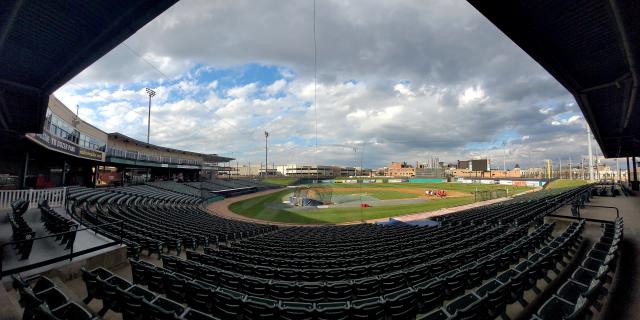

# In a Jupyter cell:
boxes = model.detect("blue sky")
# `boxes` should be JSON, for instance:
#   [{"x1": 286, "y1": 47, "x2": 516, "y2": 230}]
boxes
[{"x1": 54, "y1": 0, "x2": 605, "y2": 169}]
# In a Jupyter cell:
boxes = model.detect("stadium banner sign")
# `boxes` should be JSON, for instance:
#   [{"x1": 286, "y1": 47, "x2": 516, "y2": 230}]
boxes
[
  {"x1": 343, "y1": 179, "x2": 357, "y2": 184},
  {"x1": 499, "y1": 180, "x2": 513, "y2": 185},
  {"x1": 388, "y1": 179, "x2": 403, "y2": 183},
  {"x1": 321, "y1": 179, "x2": 335, "y2": 183},
  {"x1": 26, "y1": 132, "x2": 105, "y2": 161},
  {"x1": 526, "y1": 181, "x2": 541, "y2": 187}
]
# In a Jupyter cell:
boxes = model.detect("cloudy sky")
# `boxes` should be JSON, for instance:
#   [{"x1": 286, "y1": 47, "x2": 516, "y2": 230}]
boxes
[{"x1": 54, "y1": 0, "x2": 609, "y2": 169}]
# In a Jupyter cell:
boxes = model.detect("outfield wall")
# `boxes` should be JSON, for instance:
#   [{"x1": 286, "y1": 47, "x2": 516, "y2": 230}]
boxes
[
  {"x1": 454, "y1": 177, "x2": 546, "y2": 187},
  {"x1": 320, "y1": 178, "x2": 446, "y2": 184},
  {"x1": 316, "y1": 177, "x2": 545, "y2": 187}
]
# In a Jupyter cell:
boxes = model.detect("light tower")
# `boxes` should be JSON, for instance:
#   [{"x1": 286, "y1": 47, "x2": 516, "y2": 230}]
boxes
[
  {"x1": 587, "y1": 125, "x2": 594, "y2": 181},
  {"x1": 264, "y1": 131, "x2": 269, "y2": 177},
  {"x1": 145, "y1": 88, "x2": 156, "y2": 144}
]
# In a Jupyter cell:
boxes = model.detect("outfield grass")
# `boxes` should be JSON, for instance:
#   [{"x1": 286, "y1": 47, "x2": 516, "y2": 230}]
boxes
[
  {"x1": 229, "y1": 188, "x2": 476, "y2": 224},
  {"x1": 331, "y1": 189, "x2": 417, "y2": 200},
  {"x1": 329, "y1": 182, "x2": 533, "y2": 194},
  {"x1": 545, "y1": 179, "x2": 589, "y2": 189},
  {"x1": 262, "y1": 177, "x2": 298, "y2": 186}
]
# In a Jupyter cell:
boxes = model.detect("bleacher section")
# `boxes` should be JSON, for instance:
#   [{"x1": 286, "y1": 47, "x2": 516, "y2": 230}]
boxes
[
  {"x1": 146, "y1": 181, "x2": 209, "y2": 198},
  {"x1": 4, "y1": 183, "x2": 625, "y2": 320},
  {"x1": 143, "y1": 180, "x2": 278, "y2": 200},
  {"x1": 66, "y1": 186, "x2": 275, "y2": 260}
]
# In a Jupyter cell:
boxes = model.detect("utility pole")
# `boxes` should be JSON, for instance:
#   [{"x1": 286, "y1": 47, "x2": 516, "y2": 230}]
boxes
[
  {"x1": 587, "y1": 127, "x2": 594, "y2": 181},
  {"x1": 616, "y1": 158, "x2": 620, "y2": 182},
  {"x1": 503, "y1": 146, "x2": 507, "y2": 171},
  {"x1": 559, "y1": 159, "x2": 562, "y2": 179},
  {"x1": 264, "y1": 131, "x2": 269, "y2": 177},
  {"x1": 569, "y1": 156, "x2": 572, "y2": 180}
]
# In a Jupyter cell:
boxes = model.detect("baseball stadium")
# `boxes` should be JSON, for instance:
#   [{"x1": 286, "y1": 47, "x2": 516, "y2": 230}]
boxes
[{"x1": 0, "y1": 1, "x2": 638, "y2": 320}]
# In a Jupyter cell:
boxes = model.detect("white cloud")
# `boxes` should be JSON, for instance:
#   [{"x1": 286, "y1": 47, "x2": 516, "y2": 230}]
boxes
[
  {"x1": 52, "y1": 0, "x2": 590, "y2": 168},
  {"x1": 393, "y1": 83, "x2": 415, "y2": 98},
  {"x1": 265, "y1": 79, "x2": 287, "y2": 95},
  {"x1": 207, "y1": 80, "x2": 218, "y2": 89},
  {"x1": 539, "y1": 107, "x2": 552, "y2": 114},
  {"x1": 458, "y1": 86, "x2": 488, "y2": 106},
  {"x1": 227, "y1": 83, "x2": 257, "y2": 98}
]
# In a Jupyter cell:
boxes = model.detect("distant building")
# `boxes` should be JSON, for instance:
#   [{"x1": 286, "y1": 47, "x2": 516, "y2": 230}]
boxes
[
  {"x1": 415, "y1": 161, "x2": 446, "y2": 178},
  {"x1": 386, "y1": 162, "x2": 415, "y2": 177},
  {"x1": 235, "y1": 164, "x2": 370, "y2": 177}
]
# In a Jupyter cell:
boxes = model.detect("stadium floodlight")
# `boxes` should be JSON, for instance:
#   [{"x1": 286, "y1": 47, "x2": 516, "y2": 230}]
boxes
[
  {"x1": 264, "y1": 131, "x2": 269, "y2": 177},
  {"x1": 145, "y1": 88, "x2": 156, "y2": 144}
]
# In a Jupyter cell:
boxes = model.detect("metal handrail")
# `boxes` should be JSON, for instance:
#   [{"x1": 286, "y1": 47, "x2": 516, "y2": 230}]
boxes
[
  {"x1": 578, "y1": 204, "x2": 620, "y2": 218},
  {"x1": 0, "y1": 219, "x2": 124, "y2": 277}
]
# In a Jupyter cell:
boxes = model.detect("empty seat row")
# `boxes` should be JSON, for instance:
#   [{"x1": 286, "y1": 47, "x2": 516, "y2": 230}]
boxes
[
  {"x1": 189, "y1": 225, "x2": 514, "y2": 283},
  {"x1": 135, "y1": 223, "x2": 543, "y2": 307},
  {"x1": 39, "y1": 201, "x2": 77, "y2": 249},
  {"x1": 7, "y1": 209, "x2": 35, "y2": 260},
  {"x1": 12, "y1": 274, "x2": 95, "y2": 320},
  {"x1": 421, "y1": 221, "x2": 584, "y2": 320},
  {"x1": 534, "y1": 218, "x2": 623, "y2": 320},
  {"x1": 80, "y1": 266, "x2": 219, "y2": 320}
]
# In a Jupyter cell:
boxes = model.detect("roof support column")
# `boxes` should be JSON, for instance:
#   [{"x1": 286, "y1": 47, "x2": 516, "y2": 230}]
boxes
[
  {"x1": 633, "y1": 156, "x2": 639, "y2": 191},
  {"x1": 21, "y1": 151, "x2": 29, "y2": 188},
  {"x1": 627, "y1": 157, "x2": 631, "y2": 185}
]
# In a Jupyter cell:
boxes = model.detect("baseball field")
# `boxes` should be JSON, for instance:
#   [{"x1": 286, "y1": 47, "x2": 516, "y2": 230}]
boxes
[{"x1": 228, "y1": 182, "x2": 535, "y2": 224}]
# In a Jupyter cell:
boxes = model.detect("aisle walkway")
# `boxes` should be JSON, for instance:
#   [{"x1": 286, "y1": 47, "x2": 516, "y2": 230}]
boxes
[{"x1": 576, "y1": 193, "x2": 640, "y2": 320}]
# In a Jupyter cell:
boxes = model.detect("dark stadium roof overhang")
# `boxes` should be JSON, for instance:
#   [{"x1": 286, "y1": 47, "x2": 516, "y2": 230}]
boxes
[
  {"x1": 0, "y1": 0, "x2": 178, "y2": 134},
  {"x1": 468, "y1": 0, "x2": 640, "y2": 158}
]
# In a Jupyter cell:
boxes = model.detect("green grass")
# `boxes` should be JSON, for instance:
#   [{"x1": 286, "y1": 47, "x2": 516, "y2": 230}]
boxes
[
  {"x1": 330, "y1": 182, "x2": 532, "y2": 194},
  {"x1": 262, "y1": 177, "x2": 298, "y2": 186},
  {"x1": 331, "y1": 189, "x2": 417, "y2": 200},
  {"x1": 229, "y1": 188, "x2": 476, "y2": 224},
  {"x1": 228, "y1": 182, "x2": 535, "y2": 224},
  {"x1": 545, "y1": 179, "x2": 589, "y2": 189}
]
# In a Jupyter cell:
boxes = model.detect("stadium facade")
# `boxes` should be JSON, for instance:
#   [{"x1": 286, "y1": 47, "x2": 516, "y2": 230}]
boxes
[{"x1": 0, "y1": 96, "x2": 232, "y2": 189}]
